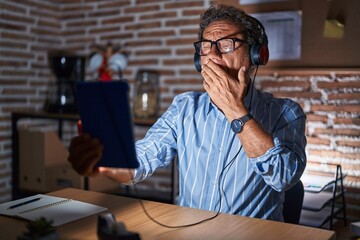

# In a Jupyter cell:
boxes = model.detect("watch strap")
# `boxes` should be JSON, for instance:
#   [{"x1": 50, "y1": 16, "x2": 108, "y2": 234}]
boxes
[{"x1": 239, "y1": 114, "x2": 253, "y2": 125}]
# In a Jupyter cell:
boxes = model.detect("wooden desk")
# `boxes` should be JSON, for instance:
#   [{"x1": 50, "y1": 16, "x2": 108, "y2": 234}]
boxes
[{"x1": 0, "y1": 188, "x2": 336, "y2": 240}]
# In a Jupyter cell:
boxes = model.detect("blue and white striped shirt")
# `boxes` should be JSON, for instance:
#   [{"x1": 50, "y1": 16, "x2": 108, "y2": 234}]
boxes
[{"x1": 133, "y1": 82, "x2": 306, "y2": 221}]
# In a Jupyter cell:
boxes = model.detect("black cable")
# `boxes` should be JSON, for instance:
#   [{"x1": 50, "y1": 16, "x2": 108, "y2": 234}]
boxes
[{"x1": 132, "y1": 146, "x2": 242, "y2": 228}]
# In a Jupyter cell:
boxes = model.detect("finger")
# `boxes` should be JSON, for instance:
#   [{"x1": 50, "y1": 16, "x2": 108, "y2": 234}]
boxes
[
  {"x1": 68, "y1": 136, "x2": 103, "y2": 176},
  {"x1": 76, "y1": 150, "x2": 103, "y2": 176},
  {"x1": 238, "y1": 66, "x2": 247, "y2": 87},
  {"x1": 70, "y1": 140, "x2": 103, "y2": 171}
]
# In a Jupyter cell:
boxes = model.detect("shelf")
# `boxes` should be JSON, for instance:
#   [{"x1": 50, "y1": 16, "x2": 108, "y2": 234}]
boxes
[
  {"x1": 302, "y1": 191, "x2": 344, "y2": 211},
  {"x1": 299, "y1": 164, "x2": 347, "y2": 230},
  {"x1": 300, "y1": 206, "x2": 341, "y2": 228}
]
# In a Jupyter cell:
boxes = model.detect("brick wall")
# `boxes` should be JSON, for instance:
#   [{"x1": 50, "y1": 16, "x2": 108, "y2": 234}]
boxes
[{"x1": 0, "y1": 0, "x2": 359, "y2": 220}]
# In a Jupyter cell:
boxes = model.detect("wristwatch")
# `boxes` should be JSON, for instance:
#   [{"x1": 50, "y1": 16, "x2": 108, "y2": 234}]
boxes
[{"x1": 230, "y1": 114, "x2": 253, "y2": 133}]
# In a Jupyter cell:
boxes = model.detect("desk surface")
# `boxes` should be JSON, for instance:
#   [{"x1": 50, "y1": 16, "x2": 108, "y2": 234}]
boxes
[{"x1": 0, "y1": 188, "x2": 336, "y2": 240}]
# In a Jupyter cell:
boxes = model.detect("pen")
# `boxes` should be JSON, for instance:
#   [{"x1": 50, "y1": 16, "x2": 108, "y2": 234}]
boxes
[{"x1": 7, "y1": 197, "x2": 42, "y2": 210}]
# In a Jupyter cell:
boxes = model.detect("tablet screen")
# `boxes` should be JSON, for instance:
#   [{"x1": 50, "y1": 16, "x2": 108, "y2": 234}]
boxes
[{"x1": 75, "y1": 81, "x2": 139, "y2": 169}]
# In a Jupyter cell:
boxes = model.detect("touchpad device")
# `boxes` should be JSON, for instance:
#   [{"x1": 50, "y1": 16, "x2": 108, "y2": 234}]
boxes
[{"x1": 75, "y1": 81, "x2": 139, "y2": 169}]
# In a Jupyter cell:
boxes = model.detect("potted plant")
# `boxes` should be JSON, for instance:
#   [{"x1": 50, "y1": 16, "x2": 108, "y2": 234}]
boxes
[{"x1": 17, "y1": 217, "x2": 58, "y2": 240}]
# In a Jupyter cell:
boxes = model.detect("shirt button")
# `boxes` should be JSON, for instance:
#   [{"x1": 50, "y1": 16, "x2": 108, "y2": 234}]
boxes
[{"x1": 219, "y1": 147, "x2": 223, "y2": 152}]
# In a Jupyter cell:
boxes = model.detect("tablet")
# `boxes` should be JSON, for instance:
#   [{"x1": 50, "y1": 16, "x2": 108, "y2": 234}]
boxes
[{"x1": 75, "y1": 81, "x2": 139, "y2": 169}]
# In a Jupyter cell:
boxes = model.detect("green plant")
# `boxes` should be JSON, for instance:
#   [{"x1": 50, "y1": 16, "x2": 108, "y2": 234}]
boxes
[{"x1": 24, "y1": 217, "x2": 56, "y2": 237}]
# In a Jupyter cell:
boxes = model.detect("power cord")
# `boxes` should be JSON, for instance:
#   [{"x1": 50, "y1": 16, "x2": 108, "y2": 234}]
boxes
[{"x1": 130, "y1": 146, "x2": 242, "y2": 228}]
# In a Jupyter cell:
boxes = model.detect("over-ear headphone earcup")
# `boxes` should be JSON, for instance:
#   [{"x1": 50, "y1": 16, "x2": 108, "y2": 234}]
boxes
[
  {"x1": 194, "y1": 53, "x2": 202, "y2": 72},
  {"x1": 250, "y1": 43, "x2": 269, "y2": 66}
]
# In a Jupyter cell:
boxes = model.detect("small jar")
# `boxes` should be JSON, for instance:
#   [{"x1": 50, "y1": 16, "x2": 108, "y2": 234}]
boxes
[{"x1": 133, "y1": 70, "x2": 159, "y2": 119}]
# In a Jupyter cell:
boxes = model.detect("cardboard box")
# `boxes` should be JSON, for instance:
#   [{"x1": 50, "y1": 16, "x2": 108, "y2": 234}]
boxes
[
  {"x1": 19, "y1": 129, "x2": 120, "y2": 193},
  {"x1": 19, "y1": 130, "x2": 69, "y2": 192},
  {"x1": 48, "y1": 165, "x2": 120, "y2": 193}
]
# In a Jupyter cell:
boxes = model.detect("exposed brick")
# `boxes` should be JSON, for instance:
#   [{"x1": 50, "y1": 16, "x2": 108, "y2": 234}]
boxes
[
  {"x1": 306, "y1": 114, "x2": 328, "y2": 123},
  {"x1": 334, "y1": 117, "x2": 360, "y2": 125},
  {"x1": 309, "y1": 149, "x2": 360, "y2": 160},
  {"x1": 31, "y1": 28, "x2": 61, "y2": 36},
  {"x1": 129, "y1": 59, "x2": 159, "y2": 66},
  {"x1": 336, "y1": 140, "x2": 360, "y2": 148},
  {"x1": 328, "y1": 93, "x2": 360, "y2": 101},
  {"x1": 311, "y1": 104, "x2": 360, "y2": 113},
  {"x1": 313, "y1": 128, "x2": 360, "y2": 137},
  {"x1": 1, "y1": 32, "x2": 36, "y2": 42},
  {"x1": 0, "y1": 79, "x2": 28, "y2": 86},
  {"x1": 163, "y1": 78, "x2": 202, "y2": 85},
  {"x1": 0, "y1": 60, "x2": 28, "y2": 68},
  {"x1": 30, "y1": 9, "x2": 60, "y2": 19},
  {"x1": 100, "y1": 33, "x2": 134, "y2": 41},
  {"x1": 272, "y1": 91, "x2": 322, "y2": 99},
  {"x1": 98, "y1": 1, "x2": 131, "y2": 9},
  {"x1": 65, "y1": 19, "x2": 98, "y2": 28},
  {"x1": 125, "y1": 40, "x2": 162, "y2": 47},
  {"x1": 136, "y1": 0, "x2": 168, "y2": 4},
  {"x1": 176, "y1": 48, "x2": 195, "y2": 55},
  {"x1": 61, "y1": 4, "x2": 94, "y2": 12},
  {"x1": 164, "y1": 1, "x2": 204, "y2": 9},
  {"x1": 136, "y1": 49, "x2": 171, "y2": 56},
  {"x1": 25, "y1": 0, "x2": 59, "y2": 12},
  {"x1": 88, "y1": 9, "x2": 120, "y2": 18},
  {"x1": 65, "y1": 37, "x2": 96, "y2": 45},
  {"x1": 0, "y1": 50, "x2": 33, "y2": 59},
  {"x1": 125, "y1": 21, "x2": 161, "y2": 30},
  {"x1": 260, "y1": 80, "x2": 311, "y2": 89},
  {"x1": 174, "y1": 87, "x2": 203, "y2": 94},
  {"x1": 1, "y1": 13, "x2": 35, "y2": 24},
  {"x1": 61, "y1": 29, "x2": 86, "y2": 37},
  {"x1": 138, "y1": 30, "x2": 175, "y2": 38},
  {"x1": 89, "y1": 26, "x2": 120, "y2": 35},
  {"x1": 182, "y1": 9, "x2": 206, "y2": 16},
  {"x1": 166, "y1": 38, "x2": 197, "y2": 46},
  {"x1": 163, "y1": 58, "x2": 192, "y2": 65},
  {"x1": 125, "y1": 5, "x2": 160, "y2": 14},
  {"x1": 0, "y1": 1, "x2": 27, "y2": 14},
  {"x1": 60, "y1": 12, "x2": 86, "y2": 20},
  {"x1": 179, "y1": 69, "x2": 199, "y2": 75},
  {"x1": 140, "y1": 11, "x2": 177, "y2": 20},
  {"x1": 306, "y1": 136, "x2": 331, "y2": 146},
  {"x1": 317, "y1": 81, "x2": 360, "y2": 89},
  {"x1": 38, "y1": 20, "x2": 61, "y2": 28},
  {"x1": 0, "y1": 22, "x2": 26, "y2": 31},
  {"x1": 166, "y1": 19, "x2": 199, "y2": 27},
  {"x1": 102, "y1": 16, "x2": 134, "y2": 25}
]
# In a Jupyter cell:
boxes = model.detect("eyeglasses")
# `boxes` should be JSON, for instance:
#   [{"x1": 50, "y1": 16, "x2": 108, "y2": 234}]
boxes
[{"x1": 193, "y1": 37, "x2": 247, "y2": 56}]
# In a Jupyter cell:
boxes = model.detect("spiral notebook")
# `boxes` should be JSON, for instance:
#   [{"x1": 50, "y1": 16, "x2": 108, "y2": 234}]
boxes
[{"x1": 0, "y1": 194, "x2": 107, "y2": 226}]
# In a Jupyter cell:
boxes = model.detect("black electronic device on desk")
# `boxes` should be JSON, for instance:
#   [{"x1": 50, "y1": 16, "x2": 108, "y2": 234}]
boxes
[{"x1": 75, "y1": 81, "x2": 139, "y2": 169}]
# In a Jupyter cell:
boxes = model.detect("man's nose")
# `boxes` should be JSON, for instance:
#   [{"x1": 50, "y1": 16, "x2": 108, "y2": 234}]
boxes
[{"x1": 208, "y1": 43, "x2": 221, "y2": 57}]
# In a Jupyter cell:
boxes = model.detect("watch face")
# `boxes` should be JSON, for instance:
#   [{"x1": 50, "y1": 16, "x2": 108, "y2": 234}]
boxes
[{"x1": 231, "y1": 119, "x2": 243, "y2": 133}]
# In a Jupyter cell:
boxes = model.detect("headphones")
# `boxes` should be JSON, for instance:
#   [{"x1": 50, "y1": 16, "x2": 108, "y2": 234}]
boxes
[{"x1": 194, "y1": 16, "x2": 269, "y2": 72}]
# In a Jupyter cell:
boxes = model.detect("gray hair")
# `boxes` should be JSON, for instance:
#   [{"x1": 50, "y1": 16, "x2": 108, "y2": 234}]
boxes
[{"x1": 198, "y1": 4, "x2": 266, "y2": 47}]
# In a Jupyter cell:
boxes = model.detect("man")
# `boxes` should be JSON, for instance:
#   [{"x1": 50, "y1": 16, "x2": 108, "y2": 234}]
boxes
[{"x1": 68, "y1": 4, "x2": 306, "y2": 221}]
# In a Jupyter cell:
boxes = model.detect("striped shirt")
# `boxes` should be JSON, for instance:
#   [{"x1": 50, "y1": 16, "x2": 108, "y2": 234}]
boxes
[{"x1": 133, "y1": 82, "x2": 307, "y2": 221}]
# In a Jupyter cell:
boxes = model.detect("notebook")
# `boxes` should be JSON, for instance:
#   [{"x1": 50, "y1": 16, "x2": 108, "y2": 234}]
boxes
[
  {"x1": 0, "y1": 194, "x2": 107, "y2": 226},
  {"x1": 75, "y1": 81, "x2": 139, "y2": 169}
]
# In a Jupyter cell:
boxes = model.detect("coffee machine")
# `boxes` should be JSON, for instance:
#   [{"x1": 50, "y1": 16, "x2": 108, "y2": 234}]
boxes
[{"x1": 44, "y1": 53, "x2": 85, "y2": 113}]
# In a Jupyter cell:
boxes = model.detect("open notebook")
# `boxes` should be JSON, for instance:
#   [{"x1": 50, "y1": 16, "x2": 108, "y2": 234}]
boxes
[{"x1": 0, "y1": 194, "x2": 107, "y2": 226}]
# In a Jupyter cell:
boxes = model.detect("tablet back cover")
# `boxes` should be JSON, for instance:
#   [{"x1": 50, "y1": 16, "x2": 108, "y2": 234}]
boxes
[{"x1": 75, "y1": 81, "x2": 138, "y2": 169}]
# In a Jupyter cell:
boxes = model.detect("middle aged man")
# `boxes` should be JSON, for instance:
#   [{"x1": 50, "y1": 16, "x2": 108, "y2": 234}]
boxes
[{"x1": 68, "y1": 4, "x2": 307, "y2": 222}]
